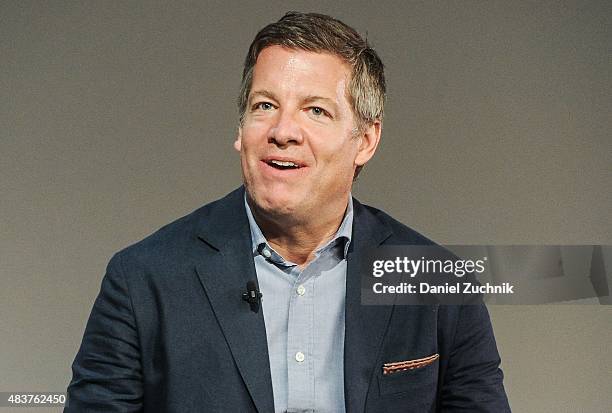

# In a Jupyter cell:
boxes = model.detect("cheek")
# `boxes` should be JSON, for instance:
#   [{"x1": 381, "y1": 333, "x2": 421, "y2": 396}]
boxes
[
  {"x1": 241, "y1": 125, "x2": 269, "y2": 151},
  {"x1": 321, "y1": 138, "x2": 359, "y2": 164}
]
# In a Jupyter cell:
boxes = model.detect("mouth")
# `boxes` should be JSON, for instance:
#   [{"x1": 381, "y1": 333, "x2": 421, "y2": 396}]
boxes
[{"x1": 262, "y1": 158, "x2": 305, "y2": 171}]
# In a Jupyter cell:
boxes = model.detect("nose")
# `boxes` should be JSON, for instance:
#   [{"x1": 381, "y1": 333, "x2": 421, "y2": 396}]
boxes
[{"x1": 268, "y1": 108, "x2": 304, "y2": 147}]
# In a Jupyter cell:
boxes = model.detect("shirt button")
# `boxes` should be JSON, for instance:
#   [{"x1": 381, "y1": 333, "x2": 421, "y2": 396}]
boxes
[
  {"x1": 295, "y1": 352, "x2": 305, "y2": 363},
  {"x1": 296, "y1": 285, "x2": 306, "y2": 296},
  {"x1": 262, "y1": 248, "x2": 272, "y2": 258}
]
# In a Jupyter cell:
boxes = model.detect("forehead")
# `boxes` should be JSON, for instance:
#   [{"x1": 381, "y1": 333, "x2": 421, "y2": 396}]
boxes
[{"x1": 250, "y1": 46, "x2": 351, "y2": 99}]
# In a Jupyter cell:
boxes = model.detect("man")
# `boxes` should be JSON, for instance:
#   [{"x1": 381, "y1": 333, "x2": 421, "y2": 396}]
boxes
[{"x1": 66, "y1": 12, "x2": 510, "y2": 412}]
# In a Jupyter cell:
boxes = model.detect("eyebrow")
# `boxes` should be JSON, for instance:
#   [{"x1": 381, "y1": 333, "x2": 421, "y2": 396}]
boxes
[{"x1": 249, "y1": 89, "x2": 278, "y2": 104}]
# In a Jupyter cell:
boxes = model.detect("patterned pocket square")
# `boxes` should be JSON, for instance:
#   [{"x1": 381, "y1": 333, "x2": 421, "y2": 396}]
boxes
[{"x1": 382, "y1": 353, "x2": 439, "y2": 375}]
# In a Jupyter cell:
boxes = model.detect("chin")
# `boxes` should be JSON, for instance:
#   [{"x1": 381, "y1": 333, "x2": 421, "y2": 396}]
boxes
[
  {"x1": 249, "y1": 187, "x2": 303, "y2": 217},
  {"x1": 262, "y1": 195, "x2": 300, "y2": 215}
]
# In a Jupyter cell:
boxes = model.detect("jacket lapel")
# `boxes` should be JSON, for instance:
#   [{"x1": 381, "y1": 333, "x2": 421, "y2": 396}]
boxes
[
  {"x1": 344, "y1": 199, "x2": 394, "y2": 413},
  {"x1": 193, "y1": 187, "x2": 275, "y2": 413}
]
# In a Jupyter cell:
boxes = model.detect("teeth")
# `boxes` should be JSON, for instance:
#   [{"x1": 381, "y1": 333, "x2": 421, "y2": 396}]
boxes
[{"x1": 270, "y1": 160, "x2": 298, "y2": 167}]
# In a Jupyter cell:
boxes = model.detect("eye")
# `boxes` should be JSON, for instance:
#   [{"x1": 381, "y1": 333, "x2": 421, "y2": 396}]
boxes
[
  {"x1": 253, "y1": 102, "x2": 275, "y2": 111},
  {"x1": 308, "y1": 106, "x2": 330, "y2": 118}
]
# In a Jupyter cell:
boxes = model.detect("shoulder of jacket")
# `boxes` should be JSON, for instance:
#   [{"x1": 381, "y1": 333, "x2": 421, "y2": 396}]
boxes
[{"x1": 357, "y1": 201, "x2": 437, "y2": 246}]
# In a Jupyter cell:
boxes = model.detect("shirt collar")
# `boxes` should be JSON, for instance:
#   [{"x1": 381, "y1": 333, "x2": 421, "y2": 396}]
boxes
[{"x1": 244, "y1": 194, "x2": 353, "y2": 262}]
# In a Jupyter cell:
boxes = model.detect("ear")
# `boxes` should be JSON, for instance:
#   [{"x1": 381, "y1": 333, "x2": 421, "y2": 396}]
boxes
[
  {"x1": 233, "y1": 127, "x2": 242, "y2": 152},
  {"x1": 354, "y1": 120, "x2": 381, "y2": 167}
]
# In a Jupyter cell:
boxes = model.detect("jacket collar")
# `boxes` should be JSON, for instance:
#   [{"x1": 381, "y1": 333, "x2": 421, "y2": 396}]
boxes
[{"x1": 195, "y1": 187, "x2": 251, "y2": 251}]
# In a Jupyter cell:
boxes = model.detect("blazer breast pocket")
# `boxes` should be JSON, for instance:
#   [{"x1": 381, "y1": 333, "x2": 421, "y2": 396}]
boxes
[{"x1": 378, "y1": 353, "x2": 439, "y2": 397}]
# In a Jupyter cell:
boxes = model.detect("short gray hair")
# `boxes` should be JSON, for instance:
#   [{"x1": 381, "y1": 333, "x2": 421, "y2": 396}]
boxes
[{"x1": 238, "y1": 11, "x2": 386, "y2": 133}]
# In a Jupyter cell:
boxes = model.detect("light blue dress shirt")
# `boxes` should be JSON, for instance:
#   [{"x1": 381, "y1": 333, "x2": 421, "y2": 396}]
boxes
[{"x1": 244, "y1": 196, "x2": 353, "y2": 413}]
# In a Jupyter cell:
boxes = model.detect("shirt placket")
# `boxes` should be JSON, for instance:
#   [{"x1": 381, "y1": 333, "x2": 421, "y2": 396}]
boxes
[{"x1": 286, "y1": 263, "x2": 315, "y2": 413}]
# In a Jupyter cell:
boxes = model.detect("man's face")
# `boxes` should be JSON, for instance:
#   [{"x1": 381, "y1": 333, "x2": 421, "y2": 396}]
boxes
[{"x1": 234, "y1": 45, "x2": 379, "y2": 221}]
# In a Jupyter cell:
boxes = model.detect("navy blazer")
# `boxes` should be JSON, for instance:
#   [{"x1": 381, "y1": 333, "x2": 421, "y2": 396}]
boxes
[{"x1": 66, "y1": 187, "x2": 510, "y2": 412}]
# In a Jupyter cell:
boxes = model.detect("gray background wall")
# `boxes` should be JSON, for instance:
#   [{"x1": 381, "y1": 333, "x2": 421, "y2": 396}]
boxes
[{"x1": 1, "y1": 1, "x2": 610, "y2": 412}]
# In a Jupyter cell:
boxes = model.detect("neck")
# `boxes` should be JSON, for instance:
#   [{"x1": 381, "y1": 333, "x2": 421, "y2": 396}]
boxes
[{"x1": 248, "y1": 196, "x2": 349, "y2": 267}]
